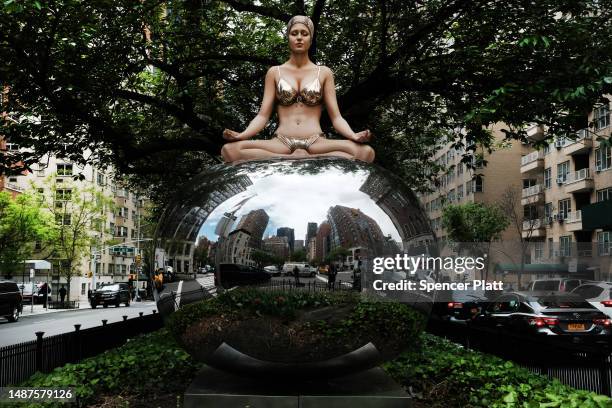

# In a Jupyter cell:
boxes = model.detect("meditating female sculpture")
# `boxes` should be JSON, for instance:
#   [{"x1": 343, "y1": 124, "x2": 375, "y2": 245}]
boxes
[{"x1": 221, "y1": 15, "x2": 375, "y2": 163}]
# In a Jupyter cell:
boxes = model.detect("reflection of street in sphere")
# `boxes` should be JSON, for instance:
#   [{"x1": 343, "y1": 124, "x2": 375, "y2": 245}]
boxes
[{"x1": 152, "y1": 157, "x2": 437, "y2": 378}]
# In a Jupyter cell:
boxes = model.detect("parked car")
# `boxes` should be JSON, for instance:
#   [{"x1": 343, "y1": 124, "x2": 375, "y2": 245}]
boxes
[
  {"x1": 218, "y1": 264, "x2": 271, "y2": 288},
  {"x1": 318, "y1": 265, "x2": 329, "y2": 274},
  {"x1": 571, "y1": 282, "x2": 612, "y2": 318},
  {"x1": 263, "y1": 265, "x2": 280, "y2": 276},
  {"x1": 90, "y1": 283, "x2": 131, "y2": 308},
  {"x1": 432, "y1": 289, "x2": 494, "y2": 322},
  {"x1": 526, "y1": 278, "x2": 590, "y2": 292},
  {"x1": 471, "y1": 292, "x2": 611, "y2": 344},
  {"x1": 0, "y1": 281, "x2": 23, "y2": 322}
]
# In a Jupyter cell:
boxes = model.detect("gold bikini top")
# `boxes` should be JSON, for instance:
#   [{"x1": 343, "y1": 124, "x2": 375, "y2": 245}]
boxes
[{"x1": 276, "y1": 65, "x2": 323, "y2": 107}]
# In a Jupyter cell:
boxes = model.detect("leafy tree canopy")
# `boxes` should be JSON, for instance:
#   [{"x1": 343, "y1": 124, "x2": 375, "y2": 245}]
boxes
[
  {"x1": 2, "y1": 0, "x2": 612, "y2": 205},
  {"x1": 0, "y1": 191, "x2": 55, "y2": 278},
  {"x1": 441, "y1": 202, "x2": 509, "y2": 244}
]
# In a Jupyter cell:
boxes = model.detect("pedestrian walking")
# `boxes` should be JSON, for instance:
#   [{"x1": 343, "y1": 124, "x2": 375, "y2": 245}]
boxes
[
  {"x1": 293, "y1": 265, "x2": 300, "y2": 286},
  {"x1": 59, "y1": 285, "x2": 67, "y2": 304},
  {"x1": 328, "y1": 263, "x2": 337, "y2": 290}
]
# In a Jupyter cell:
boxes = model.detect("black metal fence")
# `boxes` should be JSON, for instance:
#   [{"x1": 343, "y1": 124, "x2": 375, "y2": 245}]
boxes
[
  {"x1": 0, "y1": 311, "x2": 163, "y2": 387},
  {"x1": 254, "y1": 278, "x2": 355, "y2": 292},
  {"x1": 427, "y1": 319, "x2": 612, "y2": 396}
]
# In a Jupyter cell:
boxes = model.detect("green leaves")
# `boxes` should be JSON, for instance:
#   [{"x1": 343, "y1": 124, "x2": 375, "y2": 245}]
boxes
[{"x1": 384, "y1": 333, "x2": 612, "y2": 408}]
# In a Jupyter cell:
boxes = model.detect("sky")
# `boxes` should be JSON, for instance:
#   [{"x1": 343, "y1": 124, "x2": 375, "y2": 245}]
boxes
[{"x1": 198, "y1": 166, "x2": 401, "y2": 243}]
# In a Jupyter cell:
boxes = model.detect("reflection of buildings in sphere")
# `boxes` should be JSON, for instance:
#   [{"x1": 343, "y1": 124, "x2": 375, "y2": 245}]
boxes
[
  {"x1": 276, "y1": 227, "x2": 295, "y2": 253},
  {"x1": 157, "y1": 174, "x2": 253, "y2": 274},
  {"x1": 235, "y1": 209, "x2": 269, "y2": 249},
  {"x1": 263, "y1": 235, "x2": 290, "y2": 260},
  {"x1": 327, "y1": 205, "x2": 398, "y2": 259},
  {"x1": 360, "y1": 172, "x2": 434, "y2": 252},
  {"x1": 314, "y1": 222, "x2": 331, "y2": 263},
  {"x1": 217, "y1": 228, "x2": 255, "y2": 267}
]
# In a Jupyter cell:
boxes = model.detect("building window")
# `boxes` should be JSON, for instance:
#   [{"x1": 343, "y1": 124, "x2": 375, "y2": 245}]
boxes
[
  {"x1": 557, "y1": 161, "x2": 570, "y2": 183},
  {"x1": 457, "y1": 184, "x2": 464, "y2": 201},
  {"x1": 595, "y1": 145, "x2": 611, "y2": 171},
  {"x1": 473, "y1": 176, "x2": 483, "y2": 192},
  {"x1": 55, "y1": 214, "x2": 71, "y2": 225},
  {"x1": 543, "y1": 143, "x2": 551, "y2": 155},
  {"x1": 594, "y1": 104, "x2": 610, "y2": 130},
  {"x1": 548, "y1": 238, "x2": 553, "y2": 258},
  {"x1": 544, "y1": 168, "x2": 551, "y2": 189},
  {"x1": 560, "y1": 235, "x2": 572, "y2": 257},
  {"x1": 81, "y1": 283, "x2": 86, "y2": 295},
  {"x1": 544, "y1": 202, "x2": 553, "y2": 222},
  {"x1": 598, "y1": 231, "x2": 611, "y2": 255},
  {"x1": 558, "y1": 199, "x2": 571, "y2": 220},
  {"x1": 534, "y1": 242, "x2": 544, "y2": 260},
  {"x1": 457, "y1": 163, "x2": 463, "y2": 176},
  {"x1": 56, "y1": 163, "x2": 73, "y2": 176},
  {"x1": 55, "y1": 188, "x2": 72, "y2": 201},
  {"x1": 597, "y1": 187, "x2": 612, "y2": 202},
  {"x1": 97, "y1": 173, "x2": 105, "y2": 186},
  {"x1": 5, "y1": 143, "x2": 19, "y2": 151}
]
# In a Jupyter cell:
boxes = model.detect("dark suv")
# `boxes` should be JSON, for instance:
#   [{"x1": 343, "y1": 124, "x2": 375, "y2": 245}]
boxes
[
  {"x1": 0, "y1": 281, "x2": 23, "y2": 322},
  {"x1": 90, "y1": 283, "x2": 131, "y2": 308}
]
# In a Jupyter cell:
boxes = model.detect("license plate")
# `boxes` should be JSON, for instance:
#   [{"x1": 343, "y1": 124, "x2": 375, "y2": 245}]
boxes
[{"x1": 568, "y1": 323, "x2": 585, "y2": 331}]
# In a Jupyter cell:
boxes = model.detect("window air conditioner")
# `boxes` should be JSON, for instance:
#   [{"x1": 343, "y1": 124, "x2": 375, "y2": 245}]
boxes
[
  {"x1": 596, "y1": 164, "x2": 603, "y2": 172},
  {"x1": 556, "y1": 176, "x2": 566, "y2": 185},
  {"x1": 554, "y1": 140, "x2": 565, "y2": 149}
]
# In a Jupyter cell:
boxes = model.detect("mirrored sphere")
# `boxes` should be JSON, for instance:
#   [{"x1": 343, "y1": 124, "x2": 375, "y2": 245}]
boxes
[{"x1": 150, "y1": 157, "x2": 436, "y2": 377}]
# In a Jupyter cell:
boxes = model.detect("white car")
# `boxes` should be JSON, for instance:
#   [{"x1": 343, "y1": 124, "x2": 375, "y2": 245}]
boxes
[
  {"x1": 263, "y1": 265, "x2": 280, "y2": 276},
  {"x1": 571, "y1": 282, "x2": 612, "y2": 318}
]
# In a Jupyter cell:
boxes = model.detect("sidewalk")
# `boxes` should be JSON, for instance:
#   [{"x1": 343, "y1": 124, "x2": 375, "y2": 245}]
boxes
[
  {"x1": 19, "y1": 302, "x2": 84, "y2": 318},
  {"x1": 19, "y1": 300, "x2": 157, "y2": 318}
]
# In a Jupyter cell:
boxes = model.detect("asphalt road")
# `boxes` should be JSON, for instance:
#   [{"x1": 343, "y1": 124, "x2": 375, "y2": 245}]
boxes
[{"x1": 0, "y1": 301, "x2": 157, "y2": 347}]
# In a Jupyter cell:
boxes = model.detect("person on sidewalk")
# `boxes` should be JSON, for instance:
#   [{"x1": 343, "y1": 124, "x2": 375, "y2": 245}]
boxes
[
  {"x1": 293, "y1": 265, "x2": 300, "y2": 286},
  {"x1": 328, "y1": 263, "x2": 337, "y2": 290},
  {"x1": 59, "y1": 285, "x2": 67, "y2": 304}
]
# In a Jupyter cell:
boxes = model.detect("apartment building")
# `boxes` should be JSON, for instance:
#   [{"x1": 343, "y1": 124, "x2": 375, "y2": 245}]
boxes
[
  {"x1": 519, "y1": 101, "x2": 612, "y2": 282},
  {"x1": 419, "y1": 125, "x2": 526, "y2": 281},
  {"x1": 8, "y1": 154, "x2": 146, "y2": 301},
  {"x1": 421, "y1": 124, "x2": 526, "y2": 241}
]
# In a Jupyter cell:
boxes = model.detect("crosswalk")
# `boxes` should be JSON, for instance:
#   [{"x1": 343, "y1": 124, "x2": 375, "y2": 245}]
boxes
[{"x1": 196, "y1": 274, "x2": 217, "y2": 297}]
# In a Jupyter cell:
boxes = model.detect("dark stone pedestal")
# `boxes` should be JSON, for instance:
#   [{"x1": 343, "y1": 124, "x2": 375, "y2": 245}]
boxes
[{"x1": 184, "y1": 365, "x2": 412, "y2": 408}]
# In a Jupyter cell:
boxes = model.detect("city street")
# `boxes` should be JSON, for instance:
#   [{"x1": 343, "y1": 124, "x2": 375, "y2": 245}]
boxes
[{"x1": 0, "y1": 301, "x2": 157, "y2": 347}]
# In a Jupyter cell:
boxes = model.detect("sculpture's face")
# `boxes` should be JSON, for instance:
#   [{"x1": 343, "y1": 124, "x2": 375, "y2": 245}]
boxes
[{"x1": 288, "y1": 22, "x2": 311, "y2": 53}]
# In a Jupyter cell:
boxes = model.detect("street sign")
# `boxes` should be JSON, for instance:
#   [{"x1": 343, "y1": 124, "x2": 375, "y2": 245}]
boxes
[
  {"x1": 568, "y1": 258, "x2": 578, "y2": 273},
  {"x1": 29, "y1": 269, "x2": 35, "y2": 278}
]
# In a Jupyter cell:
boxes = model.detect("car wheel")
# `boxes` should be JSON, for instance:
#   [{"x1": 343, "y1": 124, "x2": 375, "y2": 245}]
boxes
[
  {"x1": 115, "y1": 300, "x2": 120, "y2": 307},
  {"x1": 125, "y1": 300, "x2": 130, "y2": 307},
  {"x1": 91, "y1": 303, "x2": 97, "y2": 309},
  {"x1": 311, "y1": 272, "x2": 315, "y2": 277},
  {"x1": 103, "y1": 304, "x2": 108, "y2": 308},
  {"x1": 6, "y1": 305, "x2": 19, "y2": 322}
]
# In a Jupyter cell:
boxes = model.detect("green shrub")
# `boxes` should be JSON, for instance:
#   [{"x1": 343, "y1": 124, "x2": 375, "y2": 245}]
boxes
[
  {"x1": 383, "y1": 333, "x2": 612, "y2": 408},
  {"x1": 11, "y1": 329, "x2": 202, "y2": 407}
]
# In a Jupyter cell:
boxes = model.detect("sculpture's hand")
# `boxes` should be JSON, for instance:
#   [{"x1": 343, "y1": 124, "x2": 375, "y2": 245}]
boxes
[
  {"x1": 223, "y1": 129, "x2": 243, "y2": 142},
  {"x1": 352, "y1": 130, "x2": 372, "y2": 143}
]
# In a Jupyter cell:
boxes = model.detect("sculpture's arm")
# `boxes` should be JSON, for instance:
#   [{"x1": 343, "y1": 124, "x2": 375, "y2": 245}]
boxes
[
  {"x1": 225, "y1": 67, "x2": 276, "y2": 141},
  {"x1": 322, "y1": 67, "x2": 370, "y2": 142}
]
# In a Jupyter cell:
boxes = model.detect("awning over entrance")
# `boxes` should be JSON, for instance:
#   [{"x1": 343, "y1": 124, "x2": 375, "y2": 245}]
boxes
[
  {"x1": 582, "y1": 200, "x2": 612, "y2": 231},
  {"x1": 25, "y1": 260, "x2": 52, "y2": 270}
]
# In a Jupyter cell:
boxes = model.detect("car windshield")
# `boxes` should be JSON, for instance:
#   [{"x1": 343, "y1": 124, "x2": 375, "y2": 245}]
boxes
[
  {"x1": 534, "y1": 297, "x2": 593, "y2": 309},
  {"x1": 98, "y1": 284, "x2": 120, "y2": 292}
]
